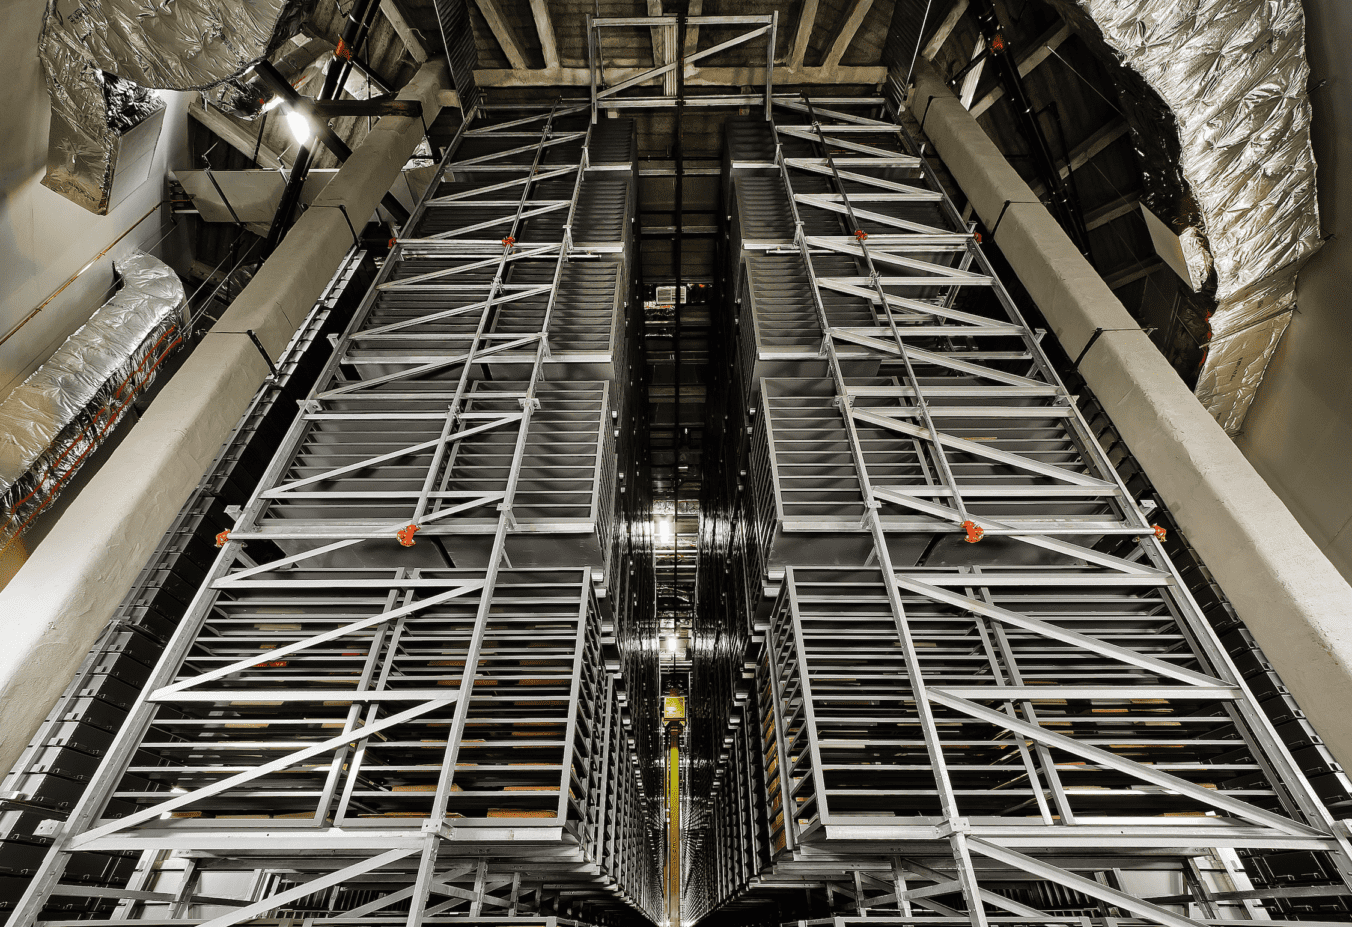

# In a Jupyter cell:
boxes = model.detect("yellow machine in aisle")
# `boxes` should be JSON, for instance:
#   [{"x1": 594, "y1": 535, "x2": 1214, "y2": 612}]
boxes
[{"x1": 664, "y1": 693, "x2": 686, "y2": 926}]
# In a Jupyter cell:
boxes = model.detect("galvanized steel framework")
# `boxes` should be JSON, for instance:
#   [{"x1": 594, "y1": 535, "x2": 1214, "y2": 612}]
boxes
[
  {"x1": 681, "y1": 93, "x2": 1352, "y2": 925},
  {"x1": 9, "y1": 101, "x2": 661, "y2": 927},
  {"x1": 8, "y1": 12, "x2": 1352, "y2": 927}
]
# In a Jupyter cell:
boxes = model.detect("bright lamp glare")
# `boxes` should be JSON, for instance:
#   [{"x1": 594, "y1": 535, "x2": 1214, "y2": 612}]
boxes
[
  {"x1": 286, "y1": 109, "x2": 312, "y2": 144},
  {"x1": 666, "y1": 636, "x2": 679, "y2": 652},
  {"x1": 656, "y1": 517, "x2": 673, "y2": 544}
]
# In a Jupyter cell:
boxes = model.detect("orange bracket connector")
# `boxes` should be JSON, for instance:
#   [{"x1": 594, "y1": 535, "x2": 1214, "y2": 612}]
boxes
[
  {"x1": 962, "y1": 520, "x2": 984, "y2": 543},
  {"x1": 397, "y1": 524, "x2": 420, "y2": 547},
  {"x1": 215, "y1": 530, "x2": 230, "y2": 548}
]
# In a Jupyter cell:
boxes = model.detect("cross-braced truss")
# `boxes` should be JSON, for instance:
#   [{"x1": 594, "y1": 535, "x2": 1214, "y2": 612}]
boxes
[
  {"x1": 588, "y1": 14, "x2": 777, "y2": 114},
  {"x1": 10, "y1": 44, "x2": 1352, "y2": 927},
  {"x1": 9, "y1": 104, "x2": 659, "y2": 927},
  {"x1": 682, "y1": 96, "x2": 1352, "y2": 926}
]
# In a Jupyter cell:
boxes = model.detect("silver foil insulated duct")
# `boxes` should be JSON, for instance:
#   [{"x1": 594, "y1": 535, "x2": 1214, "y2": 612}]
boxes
[
  {"x1": 38, "y1": 0, "x2": 312, "y2": 213},
  {"x1": 1068, "y1": 0, "x2": 1321, "y2": 434},
  {"x1": 0, "y1": 252, "x2": 188, "y2": 550}
]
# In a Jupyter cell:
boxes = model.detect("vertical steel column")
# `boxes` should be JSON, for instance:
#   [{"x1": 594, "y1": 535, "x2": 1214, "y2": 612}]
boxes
[{"x1": 773, "y1": 110, "x2": 991, "y2": 925}]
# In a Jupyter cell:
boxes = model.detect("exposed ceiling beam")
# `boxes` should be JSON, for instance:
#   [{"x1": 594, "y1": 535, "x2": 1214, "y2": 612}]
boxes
[
  {"x1": 921, "y1": 0, "x2": 970, "y2": 61},
  {"x1": 475, "y1": 64, "x2": 888, "y2": 88},
  {"x1": 254, "y1": 61, "x2": 354, "y2": 166},
  {"x1": 684, "y1": 0, "x2": 703, "y2": 56},
  {"x1": 648, "y1": 0, "x2": 664, "y2": 66},
  {"x1": 472, "y1": 0, "x2": 529, "y2": 70},
  {"x1": 789, "y1": 0, "x2": 819, "y2": 70},
  {"x1": 380, "y1": 0, "x2": 428, "y2": 63},
  {"x1": 1028, "y1": 118, "x2": 1130, "y2": 197},
  {"x1": 1060, "y1": 118, "x2": 1130, "y2": 179},
  {"x1": 646, "y1": 0, "x2": 672, "y2": 93},
  {"x1": 823, "y1": 0, "x2": 874, "y2": 71},
  {"x1": 189, "y1": 101, "x2": 286, "y2": 171},
  {"x1": 957, "y1": 39, "x2": 985, "y2": 109},
  {"x1": 309, "y1": 98, "x2": 424, "y2": 118},
  {"x1": 528, "y1": 0, "x2": 559, "y2": 70},
  {"x1": 969, "y1": 21, "x2": 1071, "y2": 117},
  {"x1": 1085, "y1": 193, "x2": 1140, "y2": 231},
  {"x1": 1104, "y1": 257, "x2": 1165, "y2": 290}
]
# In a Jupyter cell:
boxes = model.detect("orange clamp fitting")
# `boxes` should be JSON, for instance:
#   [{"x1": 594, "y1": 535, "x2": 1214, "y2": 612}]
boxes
[
  {"x1": 335, "y1": 38, "x2": 353, "y2": 60},
  {"x1": 501, "y1": 236, "x2": 516, "y2": 248},
  {"x1": 397, "y1": 524, "x2": 420, "y2": 547},
  {"x1": 1152, "y1": 524, "x2": 1167, "y2": 542},
  {"x1": 973, "y1": 231, "x2": 983, "y2": 243},
  {"x1": 962, "y1": 520, "x2": 984, "y2": 543},
  {"x1": 387, "y1": 237, "x2": 397, "y2": 249},
  {"x1": 990, "y1": 33, "x2": 1006, "y2": 52},
  {"x1": 215, "y1": 530, "x2": 230, "y2": 548},
  {"x1": 854, "y1": 229, "x2": 868, "y2": 241}
]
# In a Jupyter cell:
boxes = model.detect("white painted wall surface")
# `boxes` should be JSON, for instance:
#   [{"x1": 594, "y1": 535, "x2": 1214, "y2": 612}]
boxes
[
  {"x1": 0, "y1": 0, "x2": 192, "y2": 402},
  {"x1": 1235, "y1": 0, "x2": 1352, "y2": 585}
]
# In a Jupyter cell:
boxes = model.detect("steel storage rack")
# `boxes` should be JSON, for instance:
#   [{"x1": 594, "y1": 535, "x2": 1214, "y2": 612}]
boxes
[
  {"x1": 682, "y1": 96, "x2": 1352, "y2": 926},
  {"x1": 7, "y1": 104, "x2": 662, "y2": 927}
]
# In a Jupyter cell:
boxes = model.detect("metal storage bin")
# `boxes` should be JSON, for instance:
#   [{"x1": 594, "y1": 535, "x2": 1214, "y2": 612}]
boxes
[
  {"x1": 735, "y1": 253, "x2": 879, "y2": 391},
  {"x1": 749, "y1": 376, "x2": 1143, "y2": 569},
  {"x1": 490, "y1": 259, "x2": 627, "y2": 381},
  {"x1": 27, "y1": 567, "x2": 658, "y2": 918}
]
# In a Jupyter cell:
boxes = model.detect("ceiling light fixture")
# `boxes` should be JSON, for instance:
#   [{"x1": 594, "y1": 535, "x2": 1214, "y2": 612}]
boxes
[{"x1": 286, "y1": 109, "x2": 312, "y2": 145}]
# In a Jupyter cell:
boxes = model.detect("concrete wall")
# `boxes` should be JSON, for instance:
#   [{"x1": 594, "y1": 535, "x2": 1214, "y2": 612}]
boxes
[
  {"x1": 1234, "y1": 0, "x2": 1352, "y2": 585},
  {"x1": 0, "y1": 0, "x2": 191, "y2": 402}
]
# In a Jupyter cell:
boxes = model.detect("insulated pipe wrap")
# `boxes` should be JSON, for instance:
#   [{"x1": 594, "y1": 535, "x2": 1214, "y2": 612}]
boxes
[
  {"x1": 907, "y1": 56, "x2": 1352, "y2": 772},
  {"x1": 37, "y1": 0, "x2": 314, "y2": 212},
  {"x1": 0, "y1": 252, "x2": 187, "y2": 547},
  {"x1": 1046, "y1": 0, "x2": 1322, "y2": 434}
]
